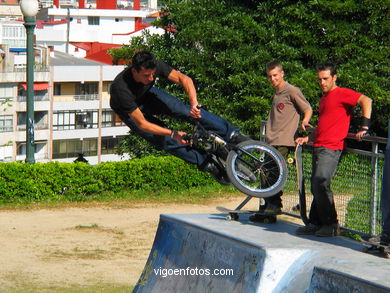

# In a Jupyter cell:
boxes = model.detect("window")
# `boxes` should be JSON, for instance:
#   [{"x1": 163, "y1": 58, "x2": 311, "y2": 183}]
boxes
[
  {"x1": 76, "y1": 82, "x2": 98, "y2": 100},
  {"x1": 101, "y1": 136, "x2": 125, "y2": 155},
  {"x1": 52, "y1": 138, "x2": 97, "y2": 159},
  {"x1": 0, "y1": 115, "x2": 13, "y2": 132},
  {"x1": 88, "y1": 16, "x2": 100, "y2": 25},
  {"x1": 53, "y1": 110, "x2": 98, "y2": 130},
  {"x1": 17, "y1": 112, "x2": 48, "y2": 130},
  {"x1": 102, "y1": 110, "x2": 124, "y2": 127},
  {"x1": 0, "y1": 84, "x2": 14, "y2": 100},
  {"x1": 54, "y1": 83, "x2": 61, "y2": 95}
]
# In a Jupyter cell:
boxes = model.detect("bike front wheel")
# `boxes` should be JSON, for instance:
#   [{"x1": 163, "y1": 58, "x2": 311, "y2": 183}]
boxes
[{"x1": 226, "y1": 140, "x2": 288, "y2": 198}]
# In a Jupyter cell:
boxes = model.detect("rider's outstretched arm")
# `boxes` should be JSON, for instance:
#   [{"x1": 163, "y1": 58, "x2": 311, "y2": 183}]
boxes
[
  {"x1": 167, "y1": 69, "x2": 201, "y2": 118},
  {"x1": 129, "y1": 108, "x2": 187, "y2": 144}
]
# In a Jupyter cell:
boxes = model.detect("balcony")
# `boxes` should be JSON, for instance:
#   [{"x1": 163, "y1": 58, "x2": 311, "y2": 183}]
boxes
[
  {"x1": 54, "y1": 94, "x2": 100, "y2": 102},
  {"x1": 17, "y1": 94, "x2": 50, "y2": 102},
  {"x1": 0, "y1": 65, "x2": 50, "y2": 83},
  {"x1": 17, "y1": 123, "x2": 49, "y2": 131}
]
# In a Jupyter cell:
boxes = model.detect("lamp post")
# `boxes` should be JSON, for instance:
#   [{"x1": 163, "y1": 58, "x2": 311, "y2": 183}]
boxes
[{"x1": 20, "y1": 0, "x2": 39, "y2": 164}]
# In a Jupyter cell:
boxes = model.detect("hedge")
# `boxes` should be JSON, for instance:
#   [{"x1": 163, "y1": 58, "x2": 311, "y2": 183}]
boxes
[{"x1": 0, "y1": 156, "x2": 213, "y2": 203}]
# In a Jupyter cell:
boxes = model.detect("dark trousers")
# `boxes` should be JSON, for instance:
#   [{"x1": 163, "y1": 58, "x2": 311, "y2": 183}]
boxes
[
  {"x1": 116, "y1": 87, "x2": 238, "y2": 167},
  {"x1": 265, "y1": 146, "x2": 291, "y2": 208},
  {"x1": 382, "y1": 149, "x2": 390, "y2": 233},
  {"x1": 308, "y1": 146, "x2": 342, "y2": 226}
]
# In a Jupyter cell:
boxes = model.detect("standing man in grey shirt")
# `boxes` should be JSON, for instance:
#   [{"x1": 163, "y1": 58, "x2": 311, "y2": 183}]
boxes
[{"x1": 251, "y1": 60, "x2": 313, "y2": 222}]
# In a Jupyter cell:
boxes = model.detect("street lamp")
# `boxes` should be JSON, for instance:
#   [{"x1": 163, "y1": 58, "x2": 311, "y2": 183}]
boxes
[{"x1": 20, "y1": 0, "x2": 39, "y2": 163}]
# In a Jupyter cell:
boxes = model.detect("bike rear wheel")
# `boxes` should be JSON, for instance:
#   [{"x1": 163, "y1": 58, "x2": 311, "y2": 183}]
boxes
[{"x1": 226, "y1": 140, "x2": 288, "y2": 198}]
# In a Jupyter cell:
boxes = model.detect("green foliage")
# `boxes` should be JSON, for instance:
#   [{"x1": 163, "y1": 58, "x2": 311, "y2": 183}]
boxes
[
  {"x1": 116, "y1": 132, "x2": 166, "y2": 158},
  {"x1": 110, "y1": 0, "x2": 389, "y2": 141},
  {"x1": 0, "y1": 157, "x2": 213, "y2": 203}
]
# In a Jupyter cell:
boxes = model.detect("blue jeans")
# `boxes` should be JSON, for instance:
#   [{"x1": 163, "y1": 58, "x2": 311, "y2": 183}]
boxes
[
  {"x1": 116, "y1": 87, "x2": 238, "y2": 167},
  {"x1": 308, "y1": 147, "x2": 342, "y2": 226}
]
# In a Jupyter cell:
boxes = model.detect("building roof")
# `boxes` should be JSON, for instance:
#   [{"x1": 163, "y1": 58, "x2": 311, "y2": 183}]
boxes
[
  {"x1": 71, "y1": 42, "x2": 122, "y2": 65},
  {"x1": 50, "y1": 50, "x2": 107, "y2": 66}
]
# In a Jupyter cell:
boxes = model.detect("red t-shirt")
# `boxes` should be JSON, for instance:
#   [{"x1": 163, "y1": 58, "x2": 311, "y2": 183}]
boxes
[{"x1": 314, "y1": 87, "x2": 361, "y2": 150}]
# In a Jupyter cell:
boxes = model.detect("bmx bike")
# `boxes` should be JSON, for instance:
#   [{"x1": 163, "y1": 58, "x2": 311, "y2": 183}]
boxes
[{"x1": 182, "y1": 112, "x2": 288, "y2": 198}]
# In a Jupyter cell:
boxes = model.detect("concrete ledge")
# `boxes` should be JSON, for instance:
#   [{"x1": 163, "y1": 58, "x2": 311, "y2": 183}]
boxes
[
  {"x1": 308, "y1": 267, "x2": 390, "y2": 293},
  {"x1": 133, "y1": 213, "x2": 390, "y2": 293}
]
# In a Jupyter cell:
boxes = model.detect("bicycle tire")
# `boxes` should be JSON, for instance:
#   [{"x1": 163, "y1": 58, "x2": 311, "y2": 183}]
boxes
[{"x1": 226, "y1": 140, "x2": 288, "y2": 198}]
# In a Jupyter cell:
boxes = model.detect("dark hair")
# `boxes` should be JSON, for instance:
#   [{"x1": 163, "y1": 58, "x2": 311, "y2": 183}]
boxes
[
  {"x1": 316, "y1": 62, "x2": 337, "y2": 76},
  {"x1": 131, "y1": 51, "x2": 157, "y2": 72},
  {"x1": 266, "y1": 60, "x2": 283, "y2": 73}
]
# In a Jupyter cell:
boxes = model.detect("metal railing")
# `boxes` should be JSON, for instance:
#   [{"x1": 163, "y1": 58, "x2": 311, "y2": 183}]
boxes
[
  {"x1": 54, "y1": 94, "x2": 100, "y2": 101},
  {"x1": 74, "y1": 94, "x2": 99, "y2": 101},
  {"x1": 10, "y1": 64, "x2": 50, "y2": 72},
  {"x1": 17, "y1": 94, "x2": 50, "y2": 102},
  {"x1": 260, "y1": 121, "x2": 388, "y2": 237}
]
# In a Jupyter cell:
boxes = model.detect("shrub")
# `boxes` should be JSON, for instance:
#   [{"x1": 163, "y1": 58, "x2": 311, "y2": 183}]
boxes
[{"x1": 0, "y1": 156, "x2": 213, "y2": 203}]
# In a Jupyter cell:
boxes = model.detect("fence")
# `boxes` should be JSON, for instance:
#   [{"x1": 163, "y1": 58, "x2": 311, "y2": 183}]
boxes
[{"x1": 260, "y1": 121, "x2": 388, "y2": 237}]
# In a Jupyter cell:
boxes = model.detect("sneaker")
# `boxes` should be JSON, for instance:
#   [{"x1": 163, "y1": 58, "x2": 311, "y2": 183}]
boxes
[
  {"x1": 249, "y1": 213, "x2": 277, "y2": 223},
  {"x1": 370, "y1": 232, "x2": 390, "y2": 246},
  {"x1": 368, "y1": 235, "x2": 381, "y2": 244},
  {"x1": 256, "y1": 203, "x2": 282, "y2": 215},
  {"x1": 249, "y1": 213, "x2": 266, "y2": 222},
  {"x1": 380, "y1": 233, "x2": 390, "y2": 246},
  {"x1": 315, "y1": 224, "x2": 340, "y2": 237},
  {"x1": 229, "y1": 131, "x2": 251, "y2": 144},
  {"x1": 296, "y1": 223, "x2": 320, "y2": 235},
  {"x1": 201, "y1": 160, "x2": 231, "y2": 186}
]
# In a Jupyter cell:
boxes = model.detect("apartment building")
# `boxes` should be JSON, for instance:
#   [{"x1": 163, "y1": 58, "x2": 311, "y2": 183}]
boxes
[
  {"x1": 0, "y1": 0, "x2": 164, "y2": 163},
  {"x1": 35, "y1": 0, "x2": 161, "y2": 59},
  {"x1": 0, "y1": 44, "x2": 129, "y2": 164},
  {"x1": 50, "y1": 49, "x2": 128, "y2": 164}
]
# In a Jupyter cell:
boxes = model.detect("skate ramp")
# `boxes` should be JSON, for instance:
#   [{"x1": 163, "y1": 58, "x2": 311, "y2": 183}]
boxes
[{"x1": 133, "y1": 213, "x2": 390, "y2": 293}]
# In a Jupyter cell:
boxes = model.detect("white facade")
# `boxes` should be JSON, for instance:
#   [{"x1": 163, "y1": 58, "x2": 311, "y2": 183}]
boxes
[
  {"x1": 0, "y1": 45, "x2": 131, "y2": 164},
  {"x1": 35, "y1": 6, "x2": 163, "y2": 55},
  {"x1": 0, "y1": 21, "x2": 26, "y2": 49}
]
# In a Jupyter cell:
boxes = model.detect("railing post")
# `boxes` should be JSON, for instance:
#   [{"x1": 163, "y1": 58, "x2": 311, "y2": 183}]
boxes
[
  {"x1": 260, "y1": 120, "x2": 266, "y2": 142},
  {"x1": 369, "y1": 140, "x2": 379, "y2": 235}
]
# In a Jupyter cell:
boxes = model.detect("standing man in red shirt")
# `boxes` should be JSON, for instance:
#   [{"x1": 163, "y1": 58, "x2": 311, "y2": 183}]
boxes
[{"x1": 295, "y1": 62, "x2": 372, "y2": 237}]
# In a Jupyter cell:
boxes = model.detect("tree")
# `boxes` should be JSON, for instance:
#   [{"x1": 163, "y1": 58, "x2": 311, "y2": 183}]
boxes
[{"x1": 110, "y1": 0, "x2": 389, "y2": 156}]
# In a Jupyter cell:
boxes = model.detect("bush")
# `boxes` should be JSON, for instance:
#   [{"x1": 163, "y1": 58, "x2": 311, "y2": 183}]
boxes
[{"x1": 0, "y1": 157, "x2": 213, "y2": 203}]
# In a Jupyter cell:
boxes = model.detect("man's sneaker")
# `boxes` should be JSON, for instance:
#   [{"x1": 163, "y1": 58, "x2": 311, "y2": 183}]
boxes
[
  {"x1": 315, "y1": 224, "x2": 340, "y2": 237},
  {"x1": 229, "y1": 131, "x2": 251, "y2": 144},
  {"x1": 201, "y1": 160, "x2": 231, "y2": 186},
  {"x1": 249, "y1": 213, "x2": 277, "y2": 223},
  {"x1": 379, "y1": 233, "x2": 390, "y2": 246},
  {"x1": 296, "y1": 223, "x2": 320, "y2": 235},
  {"x1": 256, "y1": 203, "x2": 282, "y2": 215},
  {"x1": 249, "y1": 214, "x2": 263, "y2": 222},
  {"x1": 369, "y1": 232, "x2": 390, "y2": 246}
]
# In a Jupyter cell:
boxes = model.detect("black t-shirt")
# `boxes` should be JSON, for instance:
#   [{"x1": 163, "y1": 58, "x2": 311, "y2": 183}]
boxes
[{"x1": 110, "y1": 60, "x2": 173, "y2": 114}]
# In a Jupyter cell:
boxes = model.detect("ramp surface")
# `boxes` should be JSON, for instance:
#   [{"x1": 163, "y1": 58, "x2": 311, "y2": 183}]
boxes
[{"x1": 133, "y1": 213, "x2": 390, "y2": 293}]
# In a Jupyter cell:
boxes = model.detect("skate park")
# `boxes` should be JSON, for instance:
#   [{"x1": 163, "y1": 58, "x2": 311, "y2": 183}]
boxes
[
  {"x1": 133, "y1": 129, "x2": 390, "y2": 293},
  {"x1": 132, "y1": 213, "x2": 390, "y2": 293}
]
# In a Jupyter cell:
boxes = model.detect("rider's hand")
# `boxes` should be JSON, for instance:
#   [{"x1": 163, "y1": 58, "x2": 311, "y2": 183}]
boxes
[
  {"x1": 355, "y1": 129, "x2": 368, "y2": 141},
  {"x1": 189, "y1": 105, "x2": 202, "y2": 119},
  {"x1": 301, "y1": 121, "x2": 313, "y2": 131},
  {"x1": 172, "y1": 131, "x2": 190, "y2": 145},
  {"x1": 295, "y1": 136, "x2": 309, "y2": 145}
]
